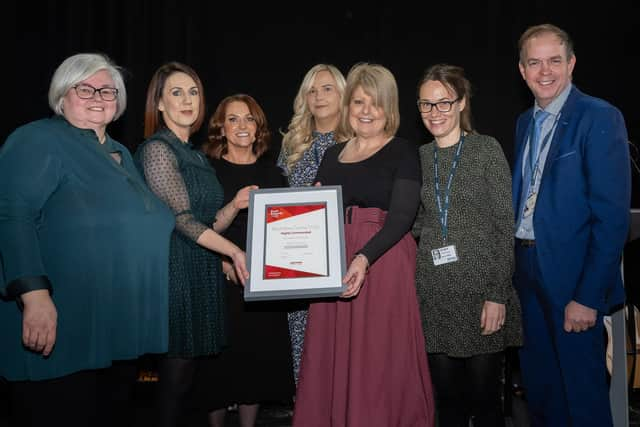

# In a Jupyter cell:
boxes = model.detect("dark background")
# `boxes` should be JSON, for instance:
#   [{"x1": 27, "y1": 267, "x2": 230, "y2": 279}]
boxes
[
  {"x1": 2, "y1": 1, "x2": 639, "y2": 267},
  {"x1": 3, "y1": 1, "x2": 639, "y2": 178},
  {"x1": 1, "y1": 0, "x2": 640, "y2": 420}
]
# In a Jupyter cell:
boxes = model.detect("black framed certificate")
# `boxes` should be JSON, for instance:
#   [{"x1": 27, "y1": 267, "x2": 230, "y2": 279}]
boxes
[{"x1": 244, "y1": 186, "x2": 347, "y2": 301}]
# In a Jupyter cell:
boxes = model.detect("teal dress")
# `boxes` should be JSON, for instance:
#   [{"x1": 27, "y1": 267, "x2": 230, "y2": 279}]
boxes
[
  {"x1": 135, "y1": 128, "x2": 226, "y2": 357},
  {"x1": 0, "y1": 116, "x2": 175, "y2": 381}
]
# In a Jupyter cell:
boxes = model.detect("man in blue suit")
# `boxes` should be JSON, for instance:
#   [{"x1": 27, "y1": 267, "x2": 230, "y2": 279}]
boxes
[{"x1": 513, "y1": 23, "x2": 631, "y2": 427}]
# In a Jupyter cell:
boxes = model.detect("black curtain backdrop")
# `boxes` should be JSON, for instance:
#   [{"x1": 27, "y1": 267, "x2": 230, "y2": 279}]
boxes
[
  {"x1": 4, "y1": 1, "x2": 640, "y2": 288},
  {"x1": 3, "y1": 1, "x2": 638, "y2": 178},
  {"x1": 1, "y1": 0, "x2": 640, "y2": 411}
]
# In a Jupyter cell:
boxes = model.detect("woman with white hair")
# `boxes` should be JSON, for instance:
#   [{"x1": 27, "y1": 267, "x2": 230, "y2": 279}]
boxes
[{"x1": 0, "y1": 53, "x2": 174, "y2": 427}]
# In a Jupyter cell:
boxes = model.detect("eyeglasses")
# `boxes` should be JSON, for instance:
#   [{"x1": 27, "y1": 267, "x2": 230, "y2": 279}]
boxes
[
  {"x1": 416, "y1": 97, "x2": 460, "y2": 113},
  {"x1": 72, "y1": 84, "x2": 118, "y2": 101}
]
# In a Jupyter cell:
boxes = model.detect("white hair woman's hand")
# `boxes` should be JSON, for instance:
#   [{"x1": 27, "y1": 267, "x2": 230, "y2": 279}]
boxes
[{"x1": 21, "y1": 289, "x2": 58, "y2": 356}]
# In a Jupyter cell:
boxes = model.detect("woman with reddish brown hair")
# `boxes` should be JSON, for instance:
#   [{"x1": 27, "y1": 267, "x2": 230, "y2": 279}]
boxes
[{"x1": 197, "y1": 94, "x2": 293, "y2": 427}]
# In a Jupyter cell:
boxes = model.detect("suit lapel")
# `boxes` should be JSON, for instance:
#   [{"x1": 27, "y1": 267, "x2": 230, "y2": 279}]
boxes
[
  {"x1": 513, "y1": 110, "x2": 534, "y2": 217},
  {"x1": 538, "y1": 88, "x2": 580, "y2": 192}
]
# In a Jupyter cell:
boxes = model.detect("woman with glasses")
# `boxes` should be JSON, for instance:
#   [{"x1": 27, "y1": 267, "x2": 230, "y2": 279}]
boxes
[
  {"x1": 0, "y1": 53, "x2": 175, "y2": 427},
  {"x1": 413, "y1": 63, "x2": 522, "y2": 427},
  {"x1": 134, "y1": 62, "x2": 252, "y2": 427}
]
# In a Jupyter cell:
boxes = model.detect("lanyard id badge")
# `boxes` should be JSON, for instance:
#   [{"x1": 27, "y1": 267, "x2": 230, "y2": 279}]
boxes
[
  {"x1": 432, "y1": 245, "x2": 459, "y2": 266},
  {"x1": 432, "y1": 136, "x2": 464, "y2": 266}
]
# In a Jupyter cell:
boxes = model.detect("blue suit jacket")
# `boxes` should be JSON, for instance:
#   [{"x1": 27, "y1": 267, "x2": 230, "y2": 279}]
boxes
[{"x1": 513, "y1": 86, "x2": 631, "y2": 313}]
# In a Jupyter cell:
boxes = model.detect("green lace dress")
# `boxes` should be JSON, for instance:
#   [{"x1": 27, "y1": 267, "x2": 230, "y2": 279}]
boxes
[{"x1": 136, "y1": 128, "x2": 227, "y2": 357}]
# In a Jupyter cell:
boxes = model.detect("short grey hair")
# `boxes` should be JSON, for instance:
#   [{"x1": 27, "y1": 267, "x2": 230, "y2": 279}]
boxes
[{"x1": 48, "y1": 53, "x2": 127, "y2": 120}]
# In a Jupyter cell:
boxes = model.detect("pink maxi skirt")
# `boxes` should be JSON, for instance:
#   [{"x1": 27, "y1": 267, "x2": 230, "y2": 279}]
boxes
[{"x1": 293, "y1": 206, "x2": 435, "y2": 427}]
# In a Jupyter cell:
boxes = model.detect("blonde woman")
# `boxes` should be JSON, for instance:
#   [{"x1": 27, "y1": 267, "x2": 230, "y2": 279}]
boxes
[
  {"x1": 277, "y1": 63, "x2": 348, "y2": 386},
  {"x1": 292, "y1": 63, "x2": 435, "y2": 427}
]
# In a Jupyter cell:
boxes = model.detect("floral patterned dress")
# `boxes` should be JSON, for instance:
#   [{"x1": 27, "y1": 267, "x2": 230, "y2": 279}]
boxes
[{"x1": 277, "y1": 130, "x2": 338, "y2": 385}]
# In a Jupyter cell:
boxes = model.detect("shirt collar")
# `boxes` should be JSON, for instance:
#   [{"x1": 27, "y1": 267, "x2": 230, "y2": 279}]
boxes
[{"x1": 534, "y1": 83, "x2": 572, "y2": 117}]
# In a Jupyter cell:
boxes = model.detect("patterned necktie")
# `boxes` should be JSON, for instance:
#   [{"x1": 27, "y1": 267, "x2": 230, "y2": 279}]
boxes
[{"x1": 529, "y1": 110, "x2": 551, "y2": 173}]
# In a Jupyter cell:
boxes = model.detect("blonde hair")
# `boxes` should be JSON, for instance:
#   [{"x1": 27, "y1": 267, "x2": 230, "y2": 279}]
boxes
[
  {"x1": 341, "y1": 62, "x2": 400, "y2": 137},
  {"x1": 280, "y1": 64, "x2": 349, "y2": 172}
]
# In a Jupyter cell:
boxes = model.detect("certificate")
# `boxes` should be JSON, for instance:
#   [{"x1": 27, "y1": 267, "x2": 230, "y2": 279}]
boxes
[
  {"x1": 264, "y1": 203, "x2": 328, "y2": 279},
  {"x1": 245, "y1": 186, "x2": 346, "y2": 301}
]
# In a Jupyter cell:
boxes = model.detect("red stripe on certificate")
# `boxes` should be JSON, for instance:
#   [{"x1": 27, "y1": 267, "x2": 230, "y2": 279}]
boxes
[
  {"x1": 266, "y1": 204, "x2": 326, "y2": 223},
  {"x1": 264, "y1": 264, "x2": 325, "y2": 279}
]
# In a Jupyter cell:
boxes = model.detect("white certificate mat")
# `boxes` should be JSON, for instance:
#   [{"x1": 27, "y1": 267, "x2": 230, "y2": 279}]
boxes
[
  {"x1": 264, "y1": 203, "x2": 328, "y2": 279},
  {"x1": 245, "y1": 186, "x2": 346, "y2": 301}
]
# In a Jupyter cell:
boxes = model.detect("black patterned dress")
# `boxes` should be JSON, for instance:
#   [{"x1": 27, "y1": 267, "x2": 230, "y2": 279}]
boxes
[
  {"x1": 136, "y1": 128, "x2": 227, "y2": 357},
  {"x1": 414, "y1": 133, "x2": 522, "y2": 357}
]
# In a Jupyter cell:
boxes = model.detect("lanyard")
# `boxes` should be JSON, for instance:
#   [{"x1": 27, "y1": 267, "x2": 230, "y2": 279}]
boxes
[
  {"x1": 527, "y1": 114, "x2": 559, "y2": 189},
  {"x1": 434, "y1": 135, "x2": 465, "y2": 243}
]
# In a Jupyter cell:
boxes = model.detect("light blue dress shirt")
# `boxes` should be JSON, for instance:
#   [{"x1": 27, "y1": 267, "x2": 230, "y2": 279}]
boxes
[{"x1": 516, "y1": 83, "x2": 573, "y2": 239}]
